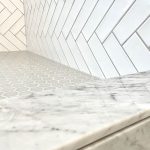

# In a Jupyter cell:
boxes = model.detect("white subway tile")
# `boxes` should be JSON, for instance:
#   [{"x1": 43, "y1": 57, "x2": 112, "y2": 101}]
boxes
[
  {"x1": 138, "y1": 17, "x2": 150, "y2": 48},
  {"x1": 55, "y1": 0, "x2": 74, "y2": 37},
  {"x1": 0, "y1": 10, "x2": 22, "y2": 34},
  {"x1": 0, "y1": 3, "x2": 4, "y2": 12},
  {"x1": 62, "y1": 0, "x2": 85, "y2": 38},
  {"x1": 47, "y1": 0, "x2": 52, "y2": 5},
  {"x1": 89, "y1": 33, "x2": 119, "y2": 78},
  {"x1": 11, "y1": 0, "x2": 24, "y2": 13},
  {"x1": 71, "y1": 0, "x2": 98, "y2": 39},
  {"x1": 59, "y1": 33, "x2": 78, "y2": 69},
  {"x1": 21, "y1": 27, "x2": 25, "y2": 34},
  {"x1": 0, "y1": 44, "x2": 8, "y2": 51},
  {"x1": 5, "y1": 31, "x2": 26, "y2": 50},
  {"x1": 52, "y1": 34, "x2": 68, "y2": 65},
  {"x1": 103, "y1": 34, "x2": 137, "y2": 75},
  {"x1": 67, "y1": 33, "x2": 90, "y2": 74},
  {"x1": 16, "y1": 32, "x2": 26, "y2": 45},
  {"x1": 82, "y1": 0, "x2": 114, "y2": 41},
  {"x1": 11, "y1": 16, "x2": 25, "y2": 34},
  {"x1": 0, "y1": 34, "x2": 19, "y2": 51},
  {"x1": 48, "y1": 0, "x2": 64, "y2": 36},
  {"x1": 96, "y1": 0, "x2": 135, "y2": 42},
  {"x1": 34, "y1": 4, "x2": 44, "y2": 35},
  {"x1": 0, "y1": 9, "x2": 11, "y2": 25},
  {"x1": 29, "y1": 4, "x2": 40, "y2": 35},
  {"x1": 38, "y1": 2, "x2": 49, "y2": 36},
  {"x1": 0, "y1": 0, "x2": 16, "y2": 13},
  {"x1": 77, "y1": 33, "x2": 105, "y2": 78},
  {"x1": 41, "y1": 36, "x2": 53, "y2": 60},
  {"x1": 42, "y1": 0, "x2": 56, "y2": 36},
  {"x1": 123, "y1": 33, "x2": 150, "y2": 72},
  {"x1": 114, "y1": 0, "x2": 150, "y2": 44},
  {"x1": 46, "y1": 34, "x2": 60, "y2": 62}
]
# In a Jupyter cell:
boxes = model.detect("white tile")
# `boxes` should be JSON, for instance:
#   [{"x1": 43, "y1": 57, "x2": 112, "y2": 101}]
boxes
[
  {"x1": 0, "y1": 34, "x2": 19, "y2": 51},
  {"x1": 138, "y1": 17, "x2": 150, "y2": 48},
  {"x1": 96, "y1": 0, "x2": 135, "y2": 42},
  {"x1": 34, "y1": 4, "x2": 43, "y2": 35},
  {"x1": 16, "y1": 31, "x2": 26, "y2": 45},
  {"x1": 48, "y1": 0, "x2": 64, "y2": 36},
  {"x1": 36, "y1": 35, "x2": 47, "y2": 57},
  {"x1": 10, "y1": 16, "x2": 25, "y2": 34},
  {"x1": 88, "y1": 33, "x2": 119, "y2": 78},
  {"x1": 0, "y1": 0, "x2": 16, "y2": 13},
  {"x1": 55, "y1": 0, "x2": 74, "y2": 37},
  {"x1": 62, "y1": 0, "x2": 85, "y2": 38},
  {"x1": 67, "y1": 33, "x2": 90, "y2": 74},
  {"x1": 46, "y1": 34, "x2": 60, "y2": 62},
  {"x1": 0, "y1": 8, "x2": 11, "y2": 25},
  {"x1": 11, "y1": 0, "x2": 24, "y2": 13},
  {"x1": 28, "y1": 4, "x2": 36, "y2": 34},
  {"x1": 0, "y1": 3, "x2": 4, "y2": 12},
  {"x1": 38, "y1": 2, "x2": 49, "y2": 36},
  {"x1": 47, "y1": 0, "x2": 52, "y2": 5},
  {"x1": 0, "y1": 10, "x2": 22, "y2": 34},
  {"x1": 42, "y1": 0, "x2": 56, "y2": 36},
  {"x1": 23, "y1": 0, "x2": 150, "y2": 78},
  {"x1": 41, "y1": 0, "x2": 46, "y2": 6},
  {"x1": 52, "y1": 34, "x2": 68, "y2": 65},
  {"x1": 5, "y1": 31, "x2": 26, "y2": 50},
  {"x1": 82, "y1": 0, "x2": 114, "y2": 41},
  {"x1": 123, "y1": 33, "x2": 150, "y2": 72},
  {"x1": 30, "y1": 3, "x2": 40, "y2": 35},
  {"x1": 21, "y1": 27, "x2": 25, "y2": 34},
  {"x1": 77, "y1": 33, "x2": 104, "y2": 78},
  {"x1": 103, "y1": 34, "x2": 137, "y2": 75},
  {"x1": 114, "y1": 0, "x2": 150, "y2": 44},
  {"x1": 40, "y1": 36, "x2": 53, "y2": 60},
  {"x1": 54, "y1": 0, "x2": 58, "y2": 3},
  {"x1": 59, "y1": 33, "x2": 78, "y2": 69},
  {"x1": 30, "y1": 0, "x2": 36, "y2": 7},
  {"x1": 71, "y1": 0, "x2": 98, "y2": 39},
  {"x1": 0, "y1": 43, "x2": 8, "y2": 51}
]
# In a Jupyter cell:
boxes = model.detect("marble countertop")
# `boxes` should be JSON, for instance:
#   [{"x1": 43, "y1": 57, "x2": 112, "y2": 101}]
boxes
[{"x1": 0, "y1": 71, "x2": 150, "y2": 150}]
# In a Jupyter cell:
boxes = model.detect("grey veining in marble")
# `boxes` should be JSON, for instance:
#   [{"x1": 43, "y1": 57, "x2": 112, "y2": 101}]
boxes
[
  {"x1": 81, "y1": 117, "x2": 150, "y2": 150},
  {"x1": 0, "y1": 71, "x2": 150, "y2": 150}
]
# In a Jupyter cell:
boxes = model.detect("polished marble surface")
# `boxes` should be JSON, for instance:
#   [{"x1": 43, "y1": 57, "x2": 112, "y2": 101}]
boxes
[
  {"x1": 0, "y1": 51, "x2": 96, "y2": 99},
  {"x1": 0, "y1": 71, "x2": 150, "y2": 150},
  {"x1": 81, "y1": 117, "x2": 150, "y2": 150}
]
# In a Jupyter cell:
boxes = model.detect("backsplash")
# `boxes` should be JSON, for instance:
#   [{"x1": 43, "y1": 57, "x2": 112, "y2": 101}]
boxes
[
  {"x1": 0, "y1": 0, "x2": 26, "y2": 51},
  {"x1": 24, "y1": 0, "x2": 150, "y2": 78}
]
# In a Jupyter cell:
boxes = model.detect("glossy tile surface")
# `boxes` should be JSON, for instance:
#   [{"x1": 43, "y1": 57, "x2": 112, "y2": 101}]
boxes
[
  {"x1": 24, "y1": 0, "x2": 150, "y2": 78},
  {"x1": 0, "y1": 0, "x2": 26, "y2": 51}
]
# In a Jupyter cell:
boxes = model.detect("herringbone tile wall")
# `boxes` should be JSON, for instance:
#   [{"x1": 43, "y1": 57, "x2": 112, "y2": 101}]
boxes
[
  {"x1": 0, "y1": 0, "x2": 26, "y2": 51},
  {"x1": 24, "y1": 0, "x2": 150, "y2": 78}
]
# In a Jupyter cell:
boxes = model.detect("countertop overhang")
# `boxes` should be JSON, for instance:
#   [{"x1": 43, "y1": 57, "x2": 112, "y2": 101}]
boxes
[{"x1": 0, "y1": 71, "x2": 150, "y2": 150}]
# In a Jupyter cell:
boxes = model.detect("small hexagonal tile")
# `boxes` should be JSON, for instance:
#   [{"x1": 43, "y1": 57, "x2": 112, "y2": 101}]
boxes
[{"x1": 0, "y1": 51, "x2": 96, "y2": 100}]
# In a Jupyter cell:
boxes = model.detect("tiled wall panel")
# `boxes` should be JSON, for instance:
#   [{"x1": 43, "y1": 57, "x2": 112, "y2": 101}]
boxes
[
  {"x1": 24, "y1": 0, "x2": 150, "y2": 78},
  {"x1": 0, "y1": 0, "x2": 26, "y2": 51}
]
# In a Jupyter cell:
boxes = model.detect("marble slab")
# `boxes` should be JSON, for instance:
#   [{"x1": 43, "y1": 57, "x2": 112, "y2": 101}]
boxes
[
  {"x1": 81, "y1": 117, "x2": 150, "y2": 150},
  {"x1": 0, "y1": 71, "x2": 150, "y2": 150}
]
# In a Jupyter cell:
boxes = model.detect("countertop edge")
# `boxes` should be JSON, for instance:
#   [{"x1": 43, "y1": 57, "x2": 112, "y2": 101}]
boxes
[{"x1": 53, "y1": 109, "x2": 150, "y2": 150}]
